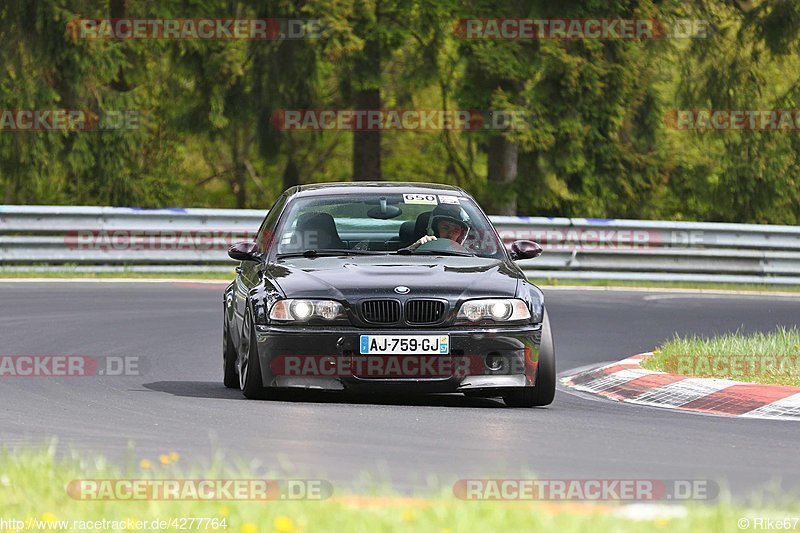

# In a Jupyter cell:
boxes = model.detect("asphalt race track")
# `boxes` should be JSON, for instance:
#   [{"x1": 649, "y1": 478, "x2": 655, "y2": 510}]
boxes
[{"x1": 2, "y1": 282, "x2": 799, "y2": 500}]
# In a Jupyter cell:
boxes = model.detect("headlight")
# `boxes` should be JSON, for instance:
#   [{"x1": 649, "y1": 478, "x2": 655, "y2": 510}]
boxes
[
  {"x1": 269, "y1": 299, "x2": 345, "y2": 322},
  {"x1": 456, "y1": 299, "x2": 530, "y2": 323}
]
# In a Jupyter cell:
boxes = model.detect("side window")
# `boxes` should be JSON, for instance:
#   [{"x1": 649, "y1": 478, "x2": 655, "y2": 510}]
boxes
[{"x1": 255, "y1": 194, "x2": 288, "y2": 253}]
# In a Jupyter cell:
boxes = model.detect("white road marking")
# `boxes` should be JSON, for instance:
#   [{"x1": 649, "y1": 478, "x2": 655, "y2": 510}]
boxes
[
  {"x1": 741, "y1": 392, "x2": 800, "y2": 420},
  {"x1": 628, "y1": 377, "x2": 740, "y2": 408}
]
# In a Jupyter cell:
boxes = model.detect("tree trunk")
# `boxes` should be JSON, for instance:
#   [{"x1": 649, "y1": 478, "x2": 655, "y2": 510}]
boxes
[
  {"x1": 353, "y1": 87, "x2": 381, "y2": 181},
  {"x1": 108, "y1": 0, "x2": 132, "y2": 92},
  {"x1": 487, "y1": 135, "x2": 518, "y2": 215},
  {"x1": 283, "y1": 156, "x2": 299, "y2": 190},
  {"x1": 352, "y1": 16, "x2": 381, "y2": 182}
]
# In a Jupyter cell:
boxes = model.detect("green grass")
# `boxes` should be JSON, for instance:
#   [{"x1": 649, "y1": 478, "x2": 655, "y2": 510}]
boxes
[
  {"x1": 532, "y1": 278, "x2": 800, "y2": 293},
  {"x1": 1, "y1": 445, "x2": 798, "y2": 532},
  {"x1": 642, "y1": 328, "x2": 800, "y2": 387}
]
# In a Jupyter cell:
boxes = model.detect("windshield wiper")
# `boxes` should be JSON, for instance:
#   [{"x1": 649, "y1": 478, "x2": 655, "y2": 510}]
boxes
[
  {"x1": 277, "y1": 249, "x2": 383, "y2": 258},
  {"x1": 396, "y1": 249, "x2": 475, "y2": 257}
]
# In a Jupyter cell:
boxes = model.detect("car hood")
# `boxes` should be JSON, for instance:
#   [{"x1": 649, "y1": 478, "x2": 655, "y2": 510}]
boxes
[{"x1": 267, "y1": 255, "x2": 521, "y2": 301}]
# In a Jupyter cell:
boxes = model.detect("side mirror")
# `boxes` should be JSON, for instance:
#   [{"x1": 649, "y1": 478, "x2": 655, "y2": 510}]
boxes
[
  {"x1": 510, "y1": 240, "x2": 542, "y2": 260},
  {"x1": 228, "y1": 241, "x2": 260, "y2": 262}
]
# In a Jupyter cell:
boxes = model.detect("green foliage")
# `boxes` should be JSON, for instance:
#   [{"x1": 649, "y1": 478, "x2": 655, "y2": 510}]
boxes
[{"x1": 0, "y1": 0, "x2": 799, "y2": 221}]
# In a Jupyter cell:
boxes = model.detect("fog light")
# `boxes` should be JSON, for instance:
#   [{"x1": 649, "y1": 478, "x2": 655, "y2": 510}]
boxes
[{"x1": 485, "y1": 353, "x2": 504, "y2": 371}]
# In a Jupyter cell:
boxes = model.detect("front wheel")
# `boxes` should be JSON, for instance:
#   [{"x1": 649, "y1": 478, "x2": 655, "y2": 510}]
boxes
[
  {"x1": 503, "y1": 308, "x2": 556, "y2": 407},
  {"x1": 238, "y1": 308, "x2": 267, "y2": 399}
]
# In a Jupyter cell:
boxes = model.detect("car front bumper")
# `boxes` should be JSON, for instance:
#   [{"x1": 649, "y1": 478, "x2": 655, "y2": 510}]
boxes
[{"x1": 253, "y1": 324, "x2": 542, "y2": 393}]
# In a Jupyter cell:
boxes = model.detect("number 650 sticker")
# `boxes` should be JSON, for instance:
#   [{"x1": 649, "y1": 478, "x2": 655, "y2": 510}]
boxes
[{"x1": 403, "y1": 193, "x2": 438, "y2": 205}]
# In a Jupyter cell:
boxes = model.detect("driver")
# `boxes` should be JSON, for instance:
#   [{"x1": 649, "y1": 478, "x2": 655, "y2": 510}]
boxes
[{"x1": 405, "y1": 203, "x2": 469, "y2": 251}]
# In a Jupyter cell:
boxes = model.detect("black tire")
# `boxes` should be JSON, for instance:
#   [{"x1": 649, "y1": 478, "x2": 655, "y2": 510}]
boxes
[
  {"x1": 223, "y1": 315, "x2": 239, "y2": 389},
  {"x1": 238, "y1": 308, "x2": 268, "y2": 399},
  {"x1": 503, "y1": 308, "x2": 556, "y2": 407}
]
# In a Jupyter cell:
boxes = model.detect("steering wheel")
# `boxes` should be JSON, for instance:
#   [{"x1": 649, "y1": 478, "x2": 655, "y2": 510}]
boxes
[{"x1": 416, "y1": 236, "x2": 469, "y2": 254}]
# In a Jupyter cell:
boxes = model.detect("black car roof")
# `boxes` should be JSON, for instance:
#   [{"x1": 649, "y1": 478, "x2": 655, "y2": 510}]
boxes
[{"x1": 292, "y1": 182, "x2": 466, "y2": 198}]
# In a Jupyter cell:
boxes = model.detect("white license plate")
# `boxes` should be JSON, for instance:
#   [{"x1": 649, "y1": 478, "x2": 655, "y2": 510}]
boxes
[{"x1": 359, "y1": 335, "x2": 449, "y2": 355}]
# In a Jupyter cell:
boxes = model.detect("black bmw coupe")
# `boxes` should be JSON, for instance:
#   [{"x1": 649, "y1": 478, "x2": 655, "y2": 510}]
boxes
[{"x1": 223, "y1": 183, "x2": 554, "y2": 407}]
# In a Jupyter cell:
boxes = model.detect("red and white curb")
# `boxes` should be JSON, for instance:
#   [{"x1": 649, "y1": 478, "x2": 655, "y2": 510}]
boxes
[{"x1": 561, "y1": 353, "x2": 800, "y2": 420}]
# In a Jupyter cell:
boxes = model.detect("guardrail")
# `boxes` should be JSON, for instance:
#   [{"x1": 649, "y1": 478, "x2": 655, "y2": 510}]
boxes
[{"x1": 2, "y1": 205, "x2": 800, "y2": 284}]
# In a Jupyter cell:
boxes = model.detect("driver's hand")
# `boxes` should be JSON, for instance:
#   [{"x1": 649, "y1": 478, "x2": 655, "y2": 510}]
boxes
[{"x1": 408, "y1": 235, "x2": 437, "y2": 250}]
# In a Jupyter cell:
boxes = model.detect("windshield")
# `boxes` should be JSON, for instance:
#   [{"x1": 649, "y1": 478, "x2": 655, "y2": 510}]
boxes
[{"x1": 274, "y1": 192, "x2": 504, "y2": 259}]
